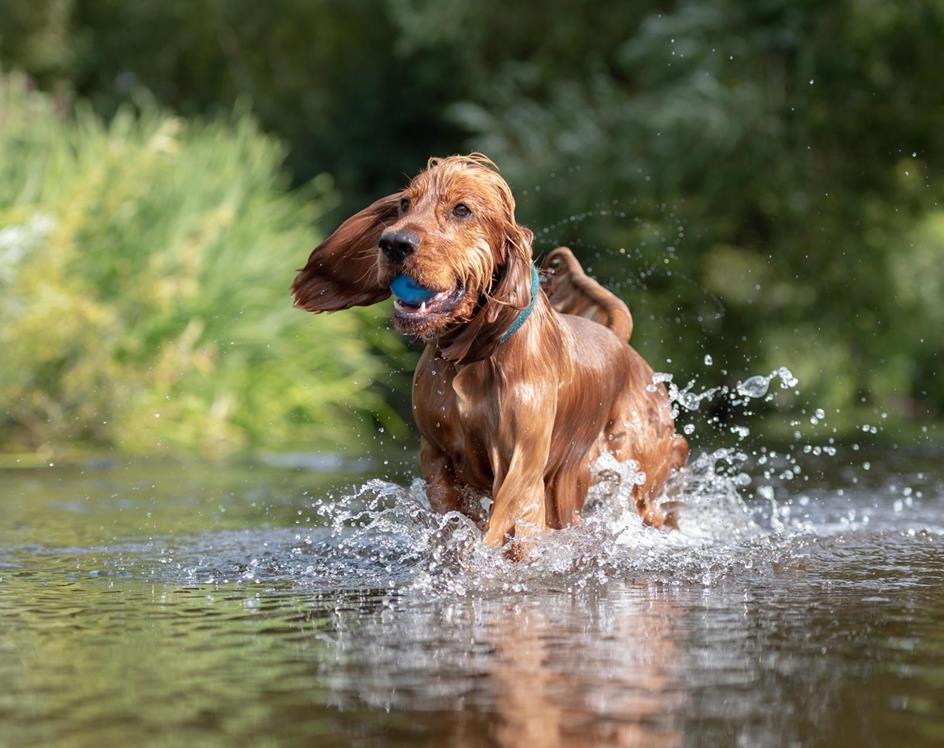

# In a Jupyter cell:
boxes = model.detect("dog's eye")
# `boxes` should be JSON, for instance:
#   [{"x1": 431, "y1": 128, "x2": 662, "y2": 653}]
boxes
[
  {"x1": 400, "y1": 197, "x2": 411, "y2": 213},
  {"x1": 452, "y1": 203, "x2": 471, "y2": 219}
]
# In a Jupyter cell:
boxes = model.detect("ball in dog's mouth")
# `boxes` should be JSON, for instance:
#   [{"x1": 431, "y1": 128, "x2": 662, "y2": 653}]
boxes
[{"x1": 391, "y1": 275, "x2": 465, "y2": 322}]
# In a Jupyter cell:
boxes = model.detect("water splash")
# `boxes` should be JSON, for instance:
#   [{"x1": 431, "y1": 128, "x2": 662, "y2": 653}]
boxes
[
  {"x1": 736, "y1": 367, "x2": 799, "y2": 399},
  {"x1": 292, "y1": 438, "x2": 812, "y2": 598},
  {"x1": 651, "y1": 365, "x2": 799, "y2": 417},
  {"x1": 278, "y1": 362, "x2": 853, "y2": 596}
]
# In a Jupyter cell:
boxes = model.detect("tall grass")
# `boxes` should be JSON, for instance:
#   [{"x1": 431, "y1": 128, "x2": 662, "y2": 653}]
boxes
[{"x1": 0, "y1": 73, "x2": 402, "y2": 456}]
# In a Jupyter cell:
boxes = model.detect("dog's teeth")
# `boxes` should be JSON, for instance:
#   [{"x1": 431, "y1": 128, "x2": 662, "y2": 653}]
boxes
[{"x1": 419, "y1": 301, "x2": 427, "y2": 313}]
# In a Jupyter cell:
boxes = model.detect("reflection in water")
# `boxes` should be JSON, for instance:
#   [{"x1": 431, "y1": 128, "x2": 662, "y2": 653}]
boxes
[
  {"x1": 1, "y1": 451, "x2": 943, "y2": 746},
  {"x1": 486, "y1": 595, "x2": 681, "y2": 748},
  {"x1": 321, "y1": 590, "x2": 682, "y2": 747}
]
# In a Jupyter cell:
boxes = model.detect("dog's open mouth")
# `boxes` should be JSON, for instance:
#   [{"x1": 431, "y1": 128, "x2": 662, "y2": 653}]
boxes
[{"x1": 393, "y1": 284, "x2": 465, "y2": 319}]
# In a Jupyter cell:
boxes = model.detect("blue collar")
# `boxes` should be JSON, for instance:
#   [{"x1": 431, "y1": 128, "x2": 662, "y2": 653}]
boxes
[{"x1": 499, "y1": 264, "x2": 540, "y2": 344}]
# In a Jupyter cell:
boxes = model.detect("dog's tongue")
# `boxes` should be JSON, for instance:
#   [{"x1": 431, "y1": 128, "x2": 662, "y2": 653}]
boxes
[{"x1": 390, "y1": 274, "x2": 437, "y2": 304}]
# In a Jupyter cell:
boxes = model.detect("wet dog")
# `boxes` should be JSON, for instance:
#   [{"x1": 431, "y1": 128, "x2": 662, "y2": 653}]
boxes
[{"x1": 292, "y1": 155, "x2": 687, "y2": 550}]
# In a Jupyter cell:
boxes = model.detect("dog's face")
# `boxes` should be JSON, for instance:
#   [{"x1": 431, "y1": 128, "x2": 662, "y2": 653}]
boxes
[
  {"x1": 292, "y1": 154, "x2": 534, "y2": 350},
  {"x1": 378, "y1": 157, "x2": 517, "y2": 337}
]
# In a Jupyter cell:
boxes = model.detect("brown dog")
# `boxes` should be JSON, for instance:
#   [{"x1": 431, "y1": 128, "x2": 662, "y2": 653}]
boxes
[{"x1": 293, "y1": 154, "x2": 687, "y2": 549}]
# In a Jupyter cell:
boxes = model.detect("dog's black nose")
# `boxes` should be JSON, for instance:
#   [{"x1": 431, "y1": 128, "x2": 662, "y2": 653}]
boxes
[{"x1": 378, "y1": 231, "x2": 419, "y2": 263}]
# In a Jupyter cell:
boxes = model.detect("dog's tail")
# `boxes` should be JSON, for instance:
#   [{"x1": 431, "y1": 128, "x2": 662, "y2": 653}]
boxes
[{"x1": 540, "y1": 247, "x2": 633, "y2": 342}]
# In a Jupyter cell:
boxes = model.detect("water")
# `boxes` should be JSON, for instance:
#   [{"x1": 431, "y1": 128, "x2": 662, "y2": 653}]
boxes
[{"x1": 2, "y1": 443, "x2": 944, "y2": 747}]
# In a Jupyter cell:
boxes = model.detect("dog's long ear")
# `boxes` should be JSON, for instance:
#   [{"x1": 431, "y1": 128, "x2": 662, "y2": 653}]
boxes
[
  {"x1": 438, "y1": 221, "x2": 535, "y2": 364},
  {"x1": 292, "y1": 193, "x2": 399, "y2": 312},
  {"x1": 485, "y1": 223, "x2": 534, "y2": 325}
]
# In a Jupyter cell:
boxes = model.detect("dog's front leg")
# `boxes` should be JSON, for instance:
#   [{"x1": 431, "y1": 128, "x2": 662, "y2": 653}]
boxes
[
  {"x1": 419, "y1": 438, "x2": 465, "y2": 514},
  {"x1": 482, "y1": 415, "x2": 555, "y2": 549}
]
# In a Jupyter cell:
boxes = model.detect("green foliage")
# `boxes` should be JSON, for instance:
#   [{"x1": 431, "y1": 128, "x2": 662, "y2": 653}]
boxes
[
  {"x1": 0, "y1": 73, "x2": 402, "y2": 455},
  {"x1": 394, "y1": 0, "x2": 944, "y2": 417},
  {"x1": 0, "y1": 0, "x2": 465, "y2": 207},
  {"x1": 2, "y1": 0, "x2": 944, "y2": 451}
]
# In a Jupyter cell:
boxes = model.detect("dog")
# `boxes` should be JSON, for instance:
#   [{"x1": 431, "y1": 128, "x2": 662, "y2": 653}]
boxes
[{"x1": 292, "y1": 154, "x2": 687, "y2": 550}]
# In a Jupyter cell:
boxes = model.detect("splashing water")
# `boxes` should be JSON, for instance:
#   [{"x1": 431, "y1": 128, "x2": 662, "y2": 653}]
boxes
[
  {"x1": 737, "y1": 367, "x2": 800, "y2": 398},
  {"x1": 286, "y1": 364, "x2": 823, "y2": 596},
  {"x1": 316, "y1": 449, "x2": 821, "y2": 596},
  {"x1": 651, "y1": 365, "x2": 799, "y2": 416}
]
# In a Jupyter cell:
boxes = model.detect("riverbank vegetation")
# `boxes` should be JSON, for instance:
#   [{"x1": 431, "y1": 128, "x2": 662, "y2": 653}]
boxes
[
  {"x1": 0, "y1": 75, "x2": 403, "y2": 455},
  {"x1": 1, "y1": 1, "x2": 942, "y2": 456}
]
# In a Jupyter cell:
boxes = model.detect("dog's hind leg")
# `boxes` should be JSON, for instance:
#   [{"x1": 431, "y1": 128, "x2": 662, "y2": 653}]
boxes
[
  {"x1": 657, "y1": 434, "x2": 690, "y2": 526},
  {"x1": 601, "y1": 377, "x2": 686, "y2": 528}
]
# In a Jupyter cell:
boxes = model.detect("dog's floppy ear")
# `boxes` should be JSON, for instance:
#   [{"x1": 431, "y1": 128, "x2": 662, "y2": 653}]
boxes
[
  {"x1": 438, "y1": 221, "x2": 535, "y2": 364},
  {"x1": 486, "y1": 223, "x2": 534, "y2": 324},
  {"x1": 292, "y1": 193, "x2": 399, "y2": 312}
]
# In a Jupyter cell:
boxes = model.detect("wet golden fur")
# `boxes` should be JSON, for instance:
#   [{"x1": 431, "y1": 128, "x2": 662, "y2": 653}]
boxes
[{"x1": 293, "y1": 155, "x2": 687, "y2": 550}]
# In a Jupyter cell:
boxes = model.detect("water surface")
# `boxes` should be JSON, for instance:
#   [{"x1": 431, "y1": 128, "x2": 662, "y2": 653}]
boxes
[{"x1": 2, "y1": 445, "x2": 943, "y2": 747}]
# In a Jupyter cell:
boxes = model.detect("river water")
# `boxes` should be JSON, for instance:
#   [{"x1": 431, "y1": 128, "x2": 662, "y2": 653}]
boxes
[{"x1": 1, "y1": 440, "x2": 943, "y2": 747}]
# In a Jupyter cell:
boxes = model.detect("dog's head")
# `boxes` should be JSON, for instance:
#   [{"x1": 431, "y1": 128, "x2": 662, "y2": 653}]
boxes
[{"x1": 292, "y1": 154, "x2": 534, "y2": 362}]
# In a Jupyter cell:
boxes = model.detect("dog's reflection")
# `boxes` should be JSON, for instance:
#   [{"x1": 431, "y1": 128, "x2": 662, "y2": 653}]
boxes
[
  {"x1": 320, "y1": 587, "x2": 683, "y2": 747},
  {"x1": 484, "y1": 592, "x2": 682, "y2": 747}
]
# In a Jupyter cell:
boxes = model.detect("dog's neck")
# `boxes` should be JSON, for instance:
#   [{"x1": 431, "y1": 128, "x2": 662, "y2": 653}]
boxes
[
  {"x1": 431, "y1": 263, "x2": 540, "y2": 365},
  {"x1": 431, "y1": 294, "x2": 559, "y2": 372}
]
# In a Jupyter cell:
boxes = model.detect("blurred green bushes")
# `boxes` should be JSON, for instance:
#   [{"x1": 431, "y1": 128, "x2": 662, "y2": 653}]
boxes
[{"x1": 0, "y1": 74, "x2": 401, "y2": 456}]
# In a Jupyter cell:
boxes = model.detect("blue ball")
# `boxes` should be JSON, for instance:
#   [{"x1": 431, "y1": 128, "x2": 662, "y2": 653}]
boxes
[{"x1": 390, "y1": 274, "x2": 437, "y2": 304}]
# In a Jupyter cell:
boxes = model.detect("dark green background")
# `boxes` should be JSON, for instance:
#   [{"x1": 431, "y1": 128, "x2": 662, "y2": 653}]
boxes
[{"x1": 3, "y1": 0, "x2": 942, "y2": 453}]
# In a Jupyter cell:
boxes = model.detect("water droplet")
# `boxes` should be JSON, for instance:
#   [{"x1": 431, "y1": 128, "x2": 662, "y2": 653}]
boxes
[
  {"x1": 776, "y1": 367, "x2": 799, "y2": 388},
  {"x1": 737, "y1": 375, "x2": 770, "y2": 399}
]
